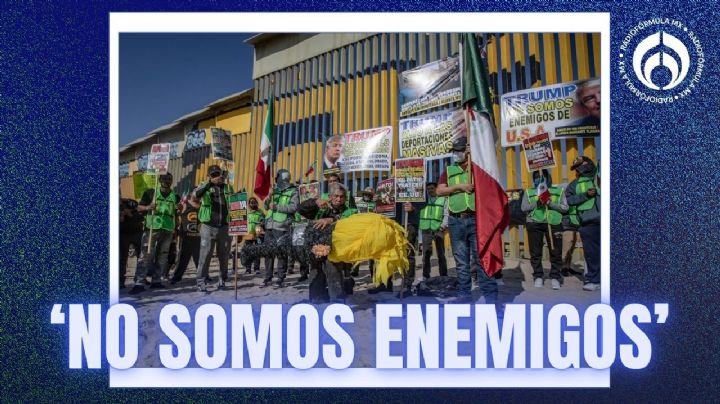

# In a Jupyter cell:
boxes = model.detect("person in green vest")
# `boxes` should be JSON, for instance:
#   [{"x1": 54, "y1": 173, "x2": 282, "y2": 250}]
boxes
[
  {"x1": 297, "y1": 183, "x2": 357, "y2": 303},
  {"x1": 436, "y1": 136, "x2": 498, "y2": 303},
  {"x1": 262, "y1": 169, "x2": 299, "y2": 288},
  {"x1": 521, "y1": 169, "x2": 568, "y2": 290},
  {"x1": 129, "y1": 173, "x2": 177, "y2": 295},
  {"x1": 320, "y1": 172, "x2": 357, "y2": 210},
  {"x1": 243, "y1": 196, "x2": 264, "y2": 274},
  {"x1": 565, "y1": 156, "x2": 601, "y2": 291},
  {"x1": 419, "y1": 181, "x2": 448, "y2": 279},
  {"x1": 191, "y1": 165, "x2": 235, "y2": 292}
]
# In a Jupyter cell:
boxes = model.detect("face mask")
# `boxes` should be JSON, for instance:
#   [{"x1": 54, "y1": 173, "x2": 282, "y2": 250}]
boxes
[
  {"x1": 577, "y1": 163, "x2": 594, "y2": 176},
  {"x1": 452, "y1": 151, "x2": 466, "y2": 164}
]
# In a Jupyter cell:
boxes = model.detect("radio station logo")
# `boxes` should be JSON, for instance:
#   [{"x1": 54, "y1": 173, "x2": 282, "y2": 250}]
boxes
[{"x1": 618, "y1": 18, "x2": 703, "y2": 104}]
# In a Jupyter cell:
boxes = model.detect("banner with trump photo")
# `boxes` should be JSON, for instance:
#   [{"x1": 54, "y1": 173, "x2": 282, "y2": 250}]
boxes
[
  {"x1": 340, "y1": 126, "x2": 393, "y2": 173},
  {"x1": 500, "y1": 78, "x2": 601, "y2": 147}
]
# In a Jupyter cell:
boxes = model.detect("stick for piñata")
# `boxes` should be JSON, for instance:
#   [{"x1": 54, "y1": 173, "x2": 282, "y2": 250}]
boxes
[
  {"x1": 147, "y1": 172, "x2": 159, "y2": 254},
  {"x1": 235, "y1": 236, "x2": 239, "y2": 300}
]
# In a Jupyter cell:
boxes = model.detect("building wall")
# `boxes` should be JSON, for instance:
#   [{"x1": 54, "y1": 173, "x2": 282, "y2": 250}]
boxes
[
  {"x1": 120, "y1": 105, "x2": 252, "y2": 199},
  {"x1": 245, "y1": 32, "x2": 601, "y2": 259}
]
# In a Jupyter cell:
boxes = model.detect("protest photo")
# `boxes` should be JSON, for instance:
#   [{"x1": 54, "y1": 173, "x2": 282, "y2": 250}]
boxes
[{"x1": 114, "y1": 29, "x2": 602, "y2": 382}]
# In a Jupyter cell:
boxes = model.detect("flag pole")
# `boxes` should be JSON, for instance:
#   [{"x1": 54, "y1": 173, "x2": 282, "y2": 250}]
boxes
[
  {"x1": 545, "y1": 205, "x2": 554, "y2": 251},
  {"x1": 234, "y1": 235, "x2": 239, "y2": 300}
]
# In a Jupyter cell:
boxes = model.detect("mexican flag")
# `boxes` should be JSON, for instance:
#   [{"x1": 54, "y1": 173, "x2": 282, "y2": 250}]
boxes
[
  {"x1": 254, "y1": 94, "x2": 274, "y2": 200},
  {"x1": 460, "y1": 33, "x2": 509, "y2": 277}
]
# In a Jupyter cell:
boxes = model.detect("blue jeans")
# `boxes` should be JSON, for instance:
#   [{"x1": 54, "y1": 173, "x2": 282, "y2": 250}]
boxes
[{"x1": 448, "y1": 215, "x2": 498, "y2": 303}]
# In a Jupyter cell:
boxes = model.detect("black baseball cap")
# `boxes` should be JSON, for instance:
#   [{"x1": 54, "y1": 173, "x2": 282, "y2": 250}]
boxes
[{"x1": 208, "y1": 165, "x2": 222, "y2": 176}]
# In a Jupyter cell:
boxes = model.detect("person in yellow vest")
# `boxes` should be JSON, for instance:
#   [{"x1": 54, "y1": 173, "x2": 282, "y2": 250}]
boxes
[
  {"x1": 565, "y1": 156, "x2": 601, "y2": 291},
  {"x1": 521, "y1": 169, "x2": 568, "y2": 290},
  {"x1": 419, "y1": 182, "x2": 448, "y2": 279},
  {"x1": 262, "y1": 169, "x2": 299, "y2": 288},
  {"x1": 191, "y1": 165, "x2": 235, "y2": 292},
  {"x1": 436, "y1": 136, "x2": 498, "y2": 303},
  {"x1": 129, "y1": 173, "x2": 177, "y2": 295}
]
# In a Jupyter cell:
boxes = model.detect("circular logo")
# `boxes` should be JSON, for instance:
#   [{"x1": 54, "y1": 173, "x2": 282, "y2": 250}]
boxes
[{"x1": 618, "y1": 18, "x2": 704, "y2": 104}]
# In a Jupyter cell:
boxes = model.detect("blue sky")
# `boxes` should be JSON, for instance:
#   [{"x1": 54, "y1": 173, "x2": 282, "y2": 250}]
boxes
[{"x1": 119, "y1": 33, "x2": 256, "y2": 146}]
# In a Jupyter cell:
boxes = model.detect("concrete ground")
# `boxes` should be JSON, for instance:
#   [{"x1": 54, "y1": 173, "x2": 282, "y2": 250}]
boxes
[{"x1": 121, "y1": 252, "x2": 599, "y2": 306}]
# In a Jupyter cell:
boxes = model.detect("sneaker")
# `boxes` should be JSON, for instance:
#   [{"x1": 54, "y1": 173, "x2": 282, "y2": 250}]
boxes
[
  {"x1": 149, "y1": 282, "x2": 165, "y2": 289},
  {"x1": 534, "y1": 278, "x2": 544, "y2": 288},
  {"x1": 244, "y1": 269, "x2": 252, "y2": 274},
  {"x1": 197, "y1": 282, "x2": 208, "y2": 292},
  {"x1": 583, "y1": 283, "x2": 600, "y2": 291},
  {"x1": 128, "y1": 285, "x2": 145, "y2": 295},
  {"x1": 274, "y1": 279, "x2": 284, "y2": 288},
  {"x1": 551, "y1": 279, "x2": 561, "y2": 290},
  {"x1": 496, "y1": 278, "x2": 505, "y2": 287},
  {"x1": 261, "y1": 279, "x2": 272, "y2": 287},
  {"x1": 217, "y1": 279, "x2": 227, "y2": 290}
]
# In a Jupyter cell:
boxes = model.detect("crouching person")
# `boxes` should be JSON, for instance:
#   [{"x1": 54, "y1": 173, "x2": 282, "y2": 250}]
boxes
[{"x1": 298, "y1": 183, "x2": 357, "y2": 303}]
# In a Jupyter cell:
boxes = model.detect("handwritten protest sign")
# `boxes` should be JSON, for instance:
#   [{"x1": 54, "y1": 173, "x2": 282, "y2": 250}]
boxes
[
  {"x1": 522, "y1": 132, "x2": 556, "y2": 172},
  {"x1": 395, "y1": 158, "x2": 426, "y2": 202},
  {"x1": 147, "y1": 143, "x2": 171, "y2": 174},
  {"x1": 227, "y1": 192, "x2": 248, "y2": 236}
]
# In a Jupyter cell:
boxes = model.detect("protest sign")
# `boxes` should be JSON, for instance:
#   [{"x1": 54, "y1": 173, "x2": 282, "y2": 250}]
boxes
[
  {"x1": 211, "y1": 127, "x2": 234, "y2": 161},
  {"x1": 299, "y1": 182, "x2": 321, "y2": 202},
  {"x1": 399, "y1": 109, "x2": 466, "y2": 159},
  {"x1": 132, "y1": 172, "x2": 156, "y2": 200},
  {"x1": 185, "y1": 129, "x2": 207, "y2": 151},
  {"x1": 227, "y1": 192, "x2": 248, "y2": 236},
  {"x1": 340, "y1": 126, "x2": 393, "y2": 173},
  {"x1": 399, "y1": 55, "x2": 461, "y2": 117},
  {"x1": 500, "y1": 78, "x2": 601, "y2": 146},
  {"x1": 395, "y1": 158, "x2": 426, "y2": 202},
  {"x1": 522, "y1": 132, "x2": 556, "y2": 172},
  {"x1": 147, "y1": 143, "x2": 171, "y2": 174},
  {"x1": 375, "y1": 178, "x2": 396, "y2": 218}
]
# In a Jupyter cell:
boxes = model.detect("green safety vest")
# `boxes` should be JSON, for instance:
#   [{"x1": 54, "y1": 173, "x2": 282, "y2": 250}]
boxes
[
  {"x1": 526, "y1": 186, "x2": 563, "y2": 225},
  {"x1": 270, "y1": 187, "x2": 297, "y2": 223},
  {"x1": 247, "y1": 210, "x2": 263, "y2": 234},
  {"x1": 419, "y1": 196, "x2": 446, "y2": 231},
  {"x1": 198, "y1": 183, "x2": 234, "y2": 223},
  {"x1": 569, "y1": 176, "x2": 600, "y2": 225},
  {"x1": 316, "y1": 207, "x2": 356, "y2": 220},
  {"x1": 145, "y1": 191, "x2": 177, "y2": 231},
  {"x1": 446, "y1": 164, "x2": 475, "y2": 213}
]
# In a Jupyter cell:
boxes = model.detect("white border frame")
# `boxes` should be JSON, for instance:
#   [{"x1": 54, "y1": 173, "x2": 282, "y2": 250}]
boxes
[{"x1": 110, "y1": 12, "x2": 611, "y2": 388}]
